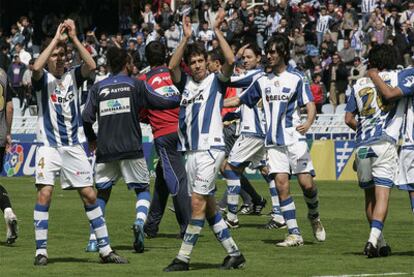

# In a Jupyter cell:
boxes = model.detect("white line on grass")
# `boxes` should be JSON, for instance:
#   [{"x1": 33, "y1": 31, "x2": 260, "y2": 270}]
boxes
[{"x1": 313, "y1": 272, "x2": 413, "y2": 277}]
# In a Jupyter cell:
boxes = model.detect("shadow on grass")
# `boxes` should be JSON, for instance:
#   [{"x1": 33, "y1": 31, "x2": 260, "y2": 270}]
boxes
[
  {"x1": 262, "y1": 239, "x2": 315, "y2": 245},
  {"x1": 241, "y1": 223, "x2": 267, "y2": 229},
  {"x1": 0, "y1": 241, "x2": 16, "y2": 247},
  {"x1": 190, "y1": 262, "x2": 221, "y2": 270},
  {"x1": 391, "y1": 251, "x2": 414, "y2": 256},
  {"x1": 343, "y1": 251, "x2": 365, "y2": 256},
  {"x1": 48, "y1": 257, "x2": 92, "y2": 264}
]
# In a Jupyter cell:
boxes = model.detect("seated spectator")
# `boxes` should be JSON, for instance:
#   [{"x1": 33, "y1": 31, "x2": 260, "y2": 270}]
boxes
[
  {"x1": 310, "y1": 73, "x2": 325, "y2": 114},
  {"x1": 348, "y1": 57, "x2": 366, "y2": 86}
]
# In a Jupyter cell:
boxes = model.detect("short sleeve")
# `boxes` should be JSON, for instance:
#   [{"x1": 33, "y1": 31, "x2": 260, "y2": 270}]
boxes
[
  {"x1": 345, "y1": 88, "x2": 357, "y2": 113},
  {"x1": 239, "y1": 79, "x2": 262, "y2": 108},
  {"x1": 397, "y1": 68, "x2": 414, "y2": 96},
  {"x1": 297, "y1": 76, "x2": 314, "y2": 107},
  {"x1": 74, "y1": 66, "x2": 87, "y2": 88}
]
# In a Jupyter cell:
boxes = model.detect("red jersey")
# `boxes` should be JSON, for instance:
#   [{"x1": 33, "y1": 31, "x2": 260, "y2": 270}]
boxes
[{"x1": 139, "y1": 66, "x2": 179, "y2": 138}]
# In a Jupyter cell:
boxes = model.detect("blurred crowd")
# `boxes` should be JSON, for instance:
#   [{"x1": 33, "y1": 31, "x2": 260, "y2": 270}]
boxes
[{"x1": 1, "y1": 0, "x2": 414, "y2": 113}]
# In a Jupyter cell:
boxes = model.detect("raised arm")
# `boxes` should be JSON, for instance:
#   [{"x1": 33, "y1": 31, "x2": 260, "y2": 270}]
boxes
[
  {"x1": 32, "y1": 23, "x2": 67, "y2": 81},
  {"x1": 169, "y1": 16, "x2": 192, "y2": 83},
  {"x1": 367, "y1": 68, "x2": 403, "y2": 101},
  {"x1": 214, "y1": 9, "x2": 234, "y2": 79},
  {"x1": 65, "y1": 19, "x2": 96, "y2": 78}
]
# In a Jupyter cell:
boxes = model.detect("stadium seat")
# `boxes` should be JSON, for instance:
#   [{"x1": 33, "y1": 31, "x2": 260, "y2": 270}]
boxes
[
  {"x1": 321, "y1": 104, "x2": 334, "y2": 114},
  {"x1": 335, "y1": 104, "x2": 347, "y2": 115}
]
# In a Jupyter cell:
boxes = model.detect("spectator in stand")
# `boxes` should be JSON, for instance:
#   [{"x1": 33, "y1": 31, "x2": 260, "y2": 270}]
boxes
[
  {"x1": 165, "y1": 23, "x2": 181, "y2": 52},
  {"x1": 400, "y1": 1, "x2": 414, "y2": 25},
  {"x1": 0, "y1": 44, "x2": 10, "y2": 71},
  {"x1": 18, "y1": 16, "x2": 33, "y2": 51},
  {"x1": 253, "y1": 5, "x2": 267, "y2": 50},
  {"x1": 136, "y1": 35, "x2": 146, "y2": 66},
  {"x1": 275, "y1": 17, "x2": 289, "y2": 35},
  {"x1": 348, "y1": 57, "x2": 366, "y2": 86},
  {"x1": 310, "y1": 73, "x2": 325, "y2": 114},
  {"x1": 267, "y1": 6, "x2": 282, "y2": 37},
  {"x1": 8, "y1": 25, "x2": 24, "y2": 51},
  {"x1": 228, "y1": 10, "x2": 244, "y2": 41},
  {"x1": 238, "y1": 0, "x2": 249, "y2": 25},
  {"x1": 21, "y1": 58, "x2": 35, "y2": 110},
  {"x1": 141, "y1": 3, "x2": 156, "y2": 28},
  {"x1": 326, "y1": 53, "x2": 348, "y2": 108},
  {"x1": 316, "y1": 6, "x2": 332, "y2": 47},
  {"x1": 243, "y1": 12, "x2": 258, "y2": 44},
  {"x1": 291, "y1": 28, "x2": 306, "y2": 67},
  {"x1": 362, "y1": 0, "x2": 378, "y2": 26},
  {"x1": 198, "y1": 21, "x2": 215, "y2": 51},
  {"x1": 339, "y1": 39, "x2": 356, "y2": 68},
  {"x1": 342, "y1": 1, "x2": 357, "y2": 39},
  {"x1": 368, "y1": 20, "x2": 389, "y2": 45},
  {"x1": 14, "y1": 43, "x2": 31, "y2": 66},
  {"x1": 7, "y1": 55, "x2": 26, "y2": 108},
  {"x1": 157, "y1": 2, "x2": 174, "y2": 31}
]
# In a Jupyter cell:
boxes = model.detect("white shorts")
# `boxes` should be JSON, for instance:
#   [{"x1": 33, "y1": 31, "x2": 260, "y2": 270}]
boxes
[
  {"x1": 228, "y1": 135, "x2": 266, "y2": 169},
  {"x1": 35, "y1": 145, "x2": 93, "y2": 190},
  {"x1": 397, "y1": 146, "x2": 414, "y2": 191},
  {"x1": 185, "y1": 149, "x2": 225, "y2": 196},
  {"x1": 267, "y1": 140, "x2": 315, "y2": 176},
  {"x1": 95, "y1": 158, "x2": 150, "y2": 190},
  {"x1": 355, "y1": 141, "x2": 398, "y2": 189}
]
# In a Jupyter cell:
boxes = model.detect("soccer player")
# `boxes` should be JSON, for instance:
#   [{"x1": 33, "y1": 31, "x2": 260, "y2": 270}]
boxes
[
  {"x1": 163, "y1": 12, "x2": 245, "y2": 272},
  {"x1": 207, "y1": 48, "x2": 263, "y2": 219},
  {"x1": 345, "y1": 44, "x2": 406, "y2": 258},
  {"x1": 223, "y1": 42, "x2": 285, "y2": 229},
  {"x1": 82, "y1": 46, "x2": 181, "y2": 253},
  {"x1": 224, "y1": 34, "x2": 326, "y2": 247},
  {"x1": 31, "y1": 20, "x2": 127, "y2": 265},
  {"x1": 366, "y1": 53, "x2": 414, "y2": 243},
  {"x1": 0, "y1": 68, "x2": 18, "y2": 245},
  {"x1": 139, "y1": 41, "x2": 191, "y2": 239}
]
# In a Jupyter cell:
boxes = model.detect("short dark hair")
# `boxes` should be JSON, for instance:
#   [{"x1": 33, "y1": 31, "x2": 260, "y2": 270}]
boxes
[
  {"x1": 106, "y1": 46, "x2": 129, "y2": 74},
  {"x1": 184, "y1": 43, "x2": 207, "y2": 65},
  {"x1": 265, "y1": 34, "x2": 290, "y2": 64},
  {"x1": 145, "y1": 41, "x2": 166, "y2": 67},
  {"x1": 208, "y1": 49, "x2": 225, "y2": 65},
  {"x1": 368, "y1": 44, "x2": 397, "y2": 70},
  {"x1": 244, "y1": 43, "x2": 262, "y2": 57}
]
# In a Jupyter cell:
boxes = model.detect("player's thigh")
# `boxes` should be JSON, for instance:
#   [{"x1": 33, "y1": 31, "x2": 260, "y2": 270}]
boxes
[
  {"x1": 228, "y1": 135, "x2": 265, "y2": 167},
  {"x1": 371, "y1": 142, "x2": 398, "y2": 188},
  {"x1": 355, "y1": 146, "x2": 374, "y2": 189},
  {"x1": 287, "y1": 141, "x2": 315, "y2": 176},
  {"x1": 35, "y1": 146, "x2": 61, "y2": 185},
  {"x1": 120, "y1": 158, "x2": 150, "y2": 190},
  {"x1": 267, "y1": 146, "x2": 290, "y2": 175},
  {"x1": 191, "y1": 150, "x2": 225, "y2": 196},
  {"x1": 59, "y1": 145, "x2": 93, "y2": 189},
  {"x1": 397, "y1": 147, "x2": 414, "y2": 191},
  {"x1": 95, "y1": 161, "x2": 121, "y2": 190},
  {"x1": 158, "y1": 146, "x2": 186, "y2": 195}
]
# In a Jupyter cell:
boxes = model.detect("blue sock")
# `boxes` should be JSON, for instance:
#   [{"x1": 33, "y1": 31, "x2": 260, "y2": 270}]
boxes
[
  {"x1": 135, "y1": 190, "x2": 151, "y2": 225},
  {"x1": 177, "y1": 219, "x2": 205, "y2": 263},
  {"x1": 34, "y1": 203, "x2": 49, "y2": 256},
  {"x1": 223, "y1": 170, "x2": 241, "y2": 221},
  {"x1": 89, "y1": 197, "x2": 107, "y2": 241},
  {"x1": 207, "y1": 212, "x2": 240, "y2": 256},
  {"x1": 368, "y1": 219, "x2": 383, "y2": 247},
  {"x1": 85, "y1": 203, "x2": 112, "y2": 256},
  {"x1": 266, "y1": 177, "x2": 283, "y2": 221},
  {"x1": 280, "y1": 197, "x2": 300, "y2": 235}
]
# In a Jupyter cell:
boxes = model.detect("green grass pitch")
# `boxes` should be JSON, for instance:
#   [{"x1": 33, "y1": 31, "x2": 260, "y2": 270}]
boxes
[{"x1": 0, "y1": 177, "x2": 413, "y2": 276}]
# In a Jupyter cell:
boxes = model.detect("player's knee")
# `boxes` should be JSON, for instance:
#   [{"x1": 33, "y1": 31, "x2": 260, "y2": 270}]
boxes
[
  {"x1": 36, "y1": 185, "x2": 53, "y2": 205},
  {"x1": 79, "y1": 187, "x2": 97, "y2": 205},
  {"x1": 191, "y1": 195, "x2": 206, "y2": 215}
]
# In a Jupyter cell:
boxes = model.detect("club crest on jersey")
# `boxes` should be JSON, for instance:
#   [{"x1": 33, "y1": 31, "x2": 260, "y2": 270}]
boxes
[{"x1": 265, "y1": 87, "x2": 272, "y2": 95}]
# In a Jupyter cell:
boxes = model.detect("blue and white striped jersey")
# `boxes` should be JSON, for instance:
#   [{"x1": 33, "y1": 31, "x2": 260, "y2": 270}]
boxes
[
  {"x1": 362, "y1": 0, "x2": 377, "y2": 13},
  {"x1": 397, "y1": 68, "x2": 414, "y2": 147},
  {"x1": 230, "y1": 68, "x2": 266, "y2": 138},
  {"x1": 345, "y1": 70, "x2": 412, "y2": 147},
  {"x1": 177, "y1": 72, "x2": 227, "y2": 151},
  {"x1": 240, "y1": 66, "x2": 313, "y2": 147},
  {"x1": 32, "y1": 67, "x2": 86, "y2": 147},
  {"x1": 316, "y1": 15, "x2": 332, "y2": 33}
]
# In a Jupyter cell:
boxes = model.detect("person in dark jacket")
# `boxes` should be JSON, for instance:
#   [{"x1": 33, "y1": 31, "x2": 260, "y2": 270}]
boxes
[{"x1": 82, "y1": 46, "x2": 180, "y2": 253}]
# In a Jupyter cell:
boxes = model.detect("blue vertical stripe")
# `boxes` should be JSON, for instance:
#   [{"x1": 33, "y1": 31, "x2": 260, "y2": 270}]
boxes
[
  {"x1": 191, "y1": 103, "x2": 201, "y2": 149},
  {"x1": 201, "y1": 81, "x2": 218, "y2": 133},
  {"x1": 266, "y1": 102, "x2": 274, "y2": 146},
  {"x1": 253, "y1": 106, "x2": 263, "y2": 136},
  {"x1": 285, "y1": 93, "x2": 297, "y2": 128},
  {"x1": 179, "y1": 107, "x2": 189, "y2": 150},
  {"x1": 55, "y1": 104, "x2": 69, "y2": 145},
  {"x1": 276, "y1": 102, "x2": 287, "y2": 146},
  {"x1": 41, "y1": 76, "x2": 57, "y2": 146},
  {"x1": 69, "y1": 100, "x2": 79, "y2": 144}
]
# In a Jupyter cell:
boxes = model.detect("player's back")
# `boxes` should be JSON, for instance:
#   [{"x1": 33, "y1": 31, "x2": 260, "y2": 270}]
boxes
[{"x1": 350, "y1": 74, "x2": 402, "y2": 147}]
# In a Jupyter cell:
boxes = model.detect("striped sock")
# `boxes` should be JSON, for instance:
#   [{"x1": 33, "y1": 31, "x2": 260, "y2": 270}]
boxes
[
  {"x1": 280, "y1": 197, "x2": 301, "y2": 235},
  {"x1": 135, "y1": 190, "x2": 151, "y2": 225},
  {"x1": 223, "y1": 170, "x2": 241, "y2": 221},
  {"x1": 85, "y1": 204, "x2": 112, "y2": 256},
  {"x1": 303, "y1": 188, "x2": 320, "y2": 220},
  {"x1": 177, "y1": 219, "x2": 205, "y2": 263},
  {"x1": 89, "y1": 197, "x2": 107, "y2": 241},
  {"x1": 368, "y1": 220, "x2": 383, "y2": 247},
  {"x1": 34, "y1": 203, "x2": 49, "y2": 257},
  {"x1": 207, "y1": 212, "x2": 240, "y2": 256},
  {"x1": 267, "y1": 177, "x2": 284, "y2": 222}
]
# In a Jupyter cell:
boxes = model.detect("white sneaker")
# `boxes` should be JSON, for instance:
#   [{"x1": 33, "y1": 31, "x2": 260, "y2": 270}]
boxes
[
  {"x1": 4, "y1": 208, "x2": 18, "y2": 244},
  {"x1": 276, "y1": 234, "x2": 304, "y2": 247},
  {"x1": 310, "y1": 217, "x2": 326, "y2": 242}
]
